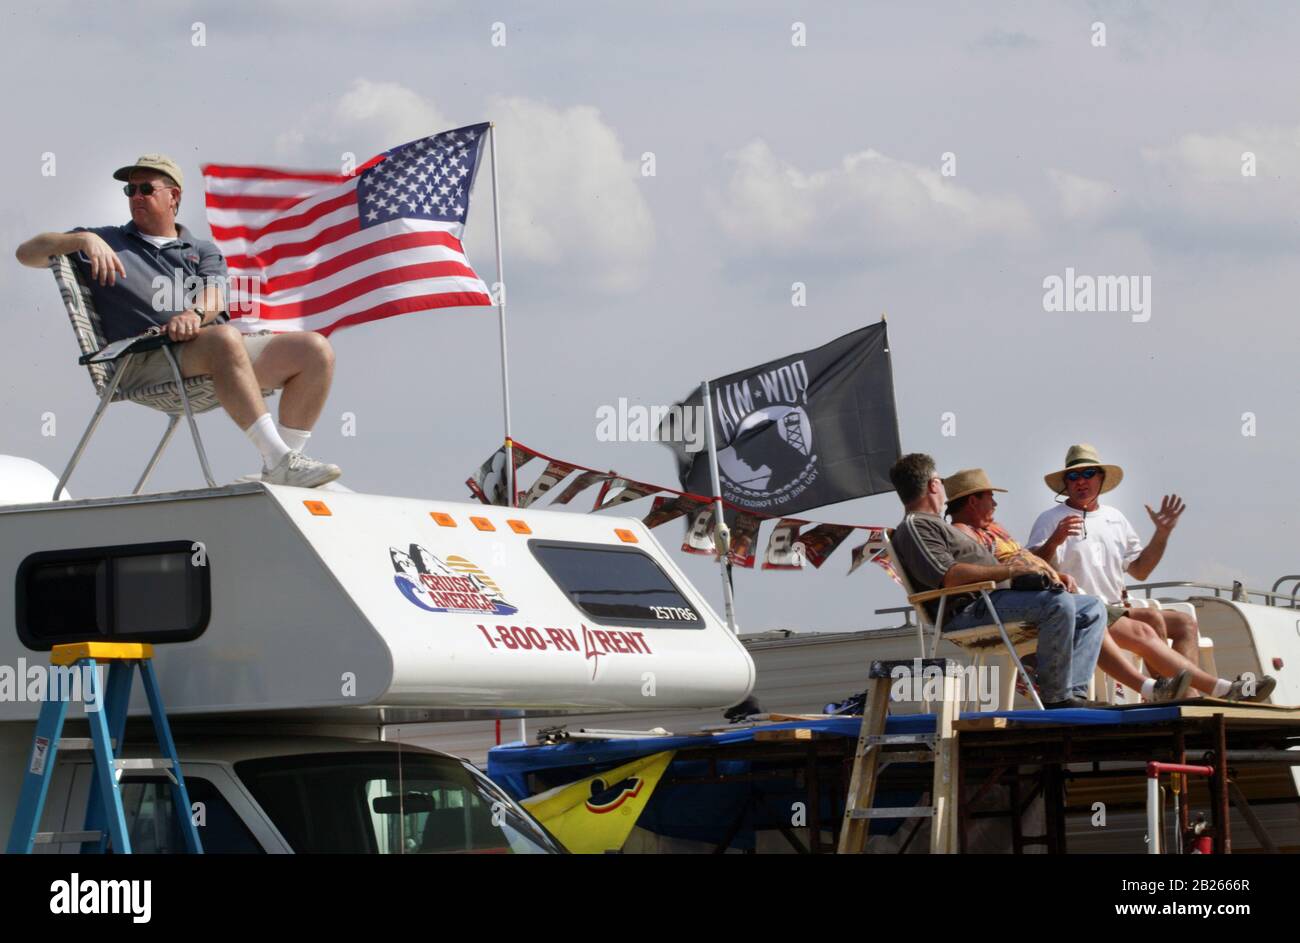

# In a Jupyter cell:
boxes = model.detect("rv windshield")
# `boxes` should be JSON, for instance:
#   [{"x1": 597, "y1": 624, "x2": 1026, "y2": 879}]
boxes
[{"x1": 235, "y1": 751, "x2": 562, "y2": 854}]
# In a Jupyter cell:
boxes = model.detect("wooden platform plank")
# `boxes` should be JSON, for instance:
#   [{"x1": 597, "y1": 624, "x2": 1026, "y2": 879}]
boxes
[{"x1": 754, "y1": 727, "x2": 814, "y2": 742}]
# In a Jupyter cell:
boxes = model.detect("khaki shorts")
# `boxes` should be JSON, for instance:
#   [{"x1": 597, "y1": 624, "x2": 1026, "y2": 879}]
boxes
[
  {"x1": 1105, "y1": 604, "x2": 1128, "y2": 627},
  {"x1": 115, "y1": 330, "x2": 277, "y2": 392}
]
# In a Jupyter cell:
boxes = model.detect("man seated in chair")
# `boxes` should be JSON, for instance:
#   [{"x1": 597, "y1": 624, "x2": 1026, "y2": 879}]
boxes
[
  {"x1": 15, "y1": 153, "x2": 341, "y2": 488},
  {"x1": 887, "y1": 453, "x2": 1106, "y2": 709},
  {"x1": 1027, "y1": 444, "x2": 1275, "y2": 702}
]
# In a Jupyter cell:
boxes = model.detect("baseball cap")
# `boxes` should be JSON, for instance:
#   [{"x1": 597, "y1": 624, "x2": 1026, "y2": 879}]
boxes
[{"x1": 112, "y1": 153, "x2": 184, "y2": 189}]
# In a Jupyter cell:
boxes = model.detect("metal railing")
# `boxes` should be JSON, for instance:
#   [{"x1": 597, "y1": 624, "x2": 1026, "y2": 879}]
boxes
[
  {"x1": 876, "y1": 579, "x2": 1300, "y2": 628},
  {"x1": 873, "y1": 604, "x2": 916, "y2": 627},
  {"x1": 1271, "y1": 575, "x2": 1300, "y2": 604},
  {"x1": 1127, "y1": 580, "x2": 1300, "y2": 609}
]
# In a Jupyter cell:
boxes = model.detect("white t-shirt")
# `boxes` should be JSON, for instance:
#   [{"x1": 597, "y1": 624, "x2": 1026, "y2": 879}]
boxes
[
  {"x1": 1026, "y1": 502, "x2": 1143, "y2": 603},
  {"x1": 139, "y1": 232, "x2": 177, "y2": 248}
]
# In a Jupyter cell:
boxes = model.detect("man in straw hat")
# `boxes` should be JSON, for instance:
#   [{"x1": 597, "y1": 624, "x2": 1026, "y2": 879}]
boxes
[
  {"x1": 888, "y1": 453, "x2": 1106, "y2": 709},
  {"x1": 1027, "y1": 445, "x2": 1274, "y2": 702},
  {"x1": 16, "y1": 154, "x2": 342, "y2": 488},
  {"x1": 944, "y1": 468, "x2": 1208, "y2": 703}
]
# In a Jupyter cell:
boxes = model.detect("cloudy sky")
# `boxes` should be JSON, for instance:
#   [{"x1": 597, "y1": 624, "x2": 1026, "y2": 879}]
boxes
[{"x1": 3, "y1": 1, "x2": 1298, "y2": 632}]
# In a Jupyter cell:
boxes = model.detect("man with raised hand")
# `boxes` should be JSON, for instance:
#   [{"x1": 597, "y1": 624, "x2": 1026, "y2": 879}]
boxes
[
  {"x1": 16, "y1": 153, "x2": 341, "y2": 488},
  {"x1": 942, "y1": 467, "x2": 1199, "y2": 703},
  {"x1": 887, "y1": 453, "x2": 1106, "y2": 710},
  {"x1": 1027, "y1": 444, "x2": 1275, "y2": 702}
]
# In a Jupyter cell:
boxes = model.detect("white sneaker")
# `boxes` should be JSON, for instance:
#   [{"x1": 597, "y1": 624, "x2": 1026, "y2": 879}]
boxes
[{"x1": 262, "y1": 451, "x2": 342, "y2": 488}]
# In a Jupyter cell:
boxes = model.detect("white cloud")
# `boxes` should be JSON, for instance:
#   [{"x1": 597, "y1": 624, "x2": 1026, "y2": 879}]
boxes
[
  {"x1": 486, "y1": 95, "x2": 654, "y2": 294},
  {"x1": 272, "y1": 81, "x2": 653, "y2": 294},
  {"x1": 1046, "y1": 125, "x2": 1300, "y2": 248},
  {"x1": 273, "y1": 79, "x2": 454, "y2": 165},
  {"x1": 710, "y1": 140, "x2": 1034, "y2": 258},
  {"x1": 1139, "y1": 126, "x2": 1300, "y2": 229},
  {"x1": 1046, "y1": 169, "x2": 1124, "y2": 224}
]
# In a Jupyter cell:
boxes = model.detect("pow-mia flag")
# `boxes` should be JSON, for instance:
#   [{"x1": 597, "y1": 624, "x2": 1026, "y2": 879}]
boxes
[{"x1": 661, "y1": 323, "x2": 901, "y2": 517}]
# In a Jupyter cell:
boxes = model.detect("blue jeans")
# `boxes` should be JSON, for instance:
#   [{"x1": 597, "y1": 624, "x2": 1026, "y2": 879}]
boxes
[{"x1": 943, "y1": 590, "x2": 1107, "y2": 703}]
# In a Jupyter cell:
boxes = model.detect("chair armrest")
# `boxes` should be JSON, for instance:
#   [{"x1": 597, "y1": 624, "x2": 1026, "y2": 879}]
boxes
[
  {"x1": 78, "y1": 328, "x2": 170, "y2": 365},
  {"x1": 907, "y1": 581, "x2": 996, "y2": 605}
]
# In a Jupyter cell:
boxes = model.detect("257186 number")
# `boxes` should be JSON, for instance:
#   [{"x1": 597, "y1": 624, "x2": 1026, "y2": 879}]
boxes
[{"x1": 650, "y1": 605, "x2": 697, "y2": 621}]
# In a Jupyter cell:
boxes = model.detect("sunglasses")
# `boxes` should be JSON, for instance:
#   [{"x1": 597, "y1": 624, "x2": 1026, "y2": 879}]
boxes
[
  {"x1": 1065, "y1": 468, "x2": 1100, "y2": 482},
  {"x1": 123, "y1": 182, "x2": 175, "y2": 197}
]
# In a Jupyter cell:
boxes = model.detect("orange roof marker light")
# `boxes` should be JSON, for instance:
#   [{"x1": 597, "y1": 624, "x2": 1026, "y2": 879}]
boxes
[
  {"x1": 304, "y1": 500, "x2": 332, "y2": 517},
  {"x1": 507, "y1": 519, "x2": 532, "y2": 535},
  {"x1": 615, "y1": 528, "x2": 638, "y2": 543},
  {"x1": 470, "y1": 517, "x2": 496, "y2": 532},
  {"x1": 430, "y1": 512, "x2": 457, "y2": 527}
]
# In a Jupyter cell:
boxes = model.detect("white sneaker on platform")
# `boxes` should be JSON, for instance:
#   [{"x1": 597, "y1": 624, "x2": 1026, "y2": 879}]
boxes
[{"x1": 262, "y1": 451, "x2": 342, "y2": 488}]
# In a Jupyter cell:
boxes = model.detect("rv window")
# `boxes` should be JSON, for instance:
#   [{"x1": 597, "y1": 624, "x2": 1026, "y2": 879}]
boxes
[
  {"x1": 16, "y1": 541, "x2": 209, "y2": 649},
  {"x1": 528, "y1": 541, "x2": 703, "y2": 628}
]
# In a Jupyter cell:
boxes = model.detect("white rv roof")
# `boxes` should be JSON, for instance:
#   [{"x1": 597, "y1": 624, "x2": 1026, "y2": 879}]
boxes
[{"x1": 0, "y1": 483, "x2": 753, "y2": 722}]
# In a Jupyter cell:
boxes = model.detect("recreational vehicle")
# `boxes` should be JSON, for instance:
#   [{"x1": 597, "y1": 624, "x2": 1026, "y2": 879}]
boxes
[{"x1": 0, "y1": 455, "x2": 755, "y2": 852}]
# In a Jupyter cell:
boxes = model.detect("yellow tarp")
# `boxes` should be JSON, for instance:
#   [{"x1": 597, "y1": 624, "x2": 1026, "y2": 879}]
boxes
[{"x1": 521, "y1": 750, "x2": 675, "y2": 854}]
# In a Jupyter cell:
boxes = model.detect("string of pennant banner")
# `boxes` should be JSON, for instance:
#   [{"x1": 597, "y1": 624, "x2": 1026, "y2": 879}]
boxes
[{"x1": 466, "y1": 440, "x2": 902, "y2": 584}]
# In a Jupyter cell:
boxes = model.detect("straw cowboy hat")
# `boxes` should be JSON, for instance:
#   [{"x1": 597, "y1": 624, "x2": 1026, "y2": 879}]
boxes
[
  {"x1": 942, "y1": 468, "x2": 1008, "y2": 503},
  {"x1": 1044, "y1": 443, "x2": 1123, "y2": 495}
]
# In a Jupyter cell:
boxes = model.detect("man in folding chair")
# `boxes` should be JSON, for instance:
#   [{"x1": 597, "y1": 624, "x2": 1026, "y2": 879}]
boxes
[
  {"x1": 16, "y1": 153, "x2": 341, "y2": 488},
  {"x1": 888, "y1": 453, "x2": 1106, "y2": 709}
]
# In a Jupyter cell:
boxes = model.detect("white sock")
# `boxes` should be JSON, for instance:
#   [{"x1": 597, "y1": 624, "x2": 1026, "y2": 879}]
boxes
[
  {"x1": 245, "y1": 413, "x2": 291, "y2": 468},
  {"x1": 1212, "y1": 678, "x2": 1231, "y2": 698},
  {"x1": 278, "y1": 424, "x2": 311, "y2": 454},
  {"x1": 1140, "y1": 679, "x2": 1156, "y2": 699}
]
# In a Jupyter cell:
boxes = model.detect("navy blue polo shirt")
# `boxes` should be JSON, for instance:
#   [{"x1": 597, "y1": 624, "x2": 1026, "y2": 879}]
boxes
[{"x1": 68, "y1": 221, "x2": 230, "y2": 342}]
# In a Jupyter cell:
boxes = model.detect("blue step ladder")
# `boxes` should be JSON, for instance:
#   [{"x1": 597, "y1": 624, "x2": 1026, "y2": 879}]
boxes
[{"x1": 6, "y1": 642, "x2": 203, "y2": 854}]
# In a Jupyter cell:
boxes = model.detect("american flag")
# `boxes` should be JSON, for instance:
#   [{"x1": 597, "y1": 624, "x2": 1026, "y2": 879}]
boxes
[{"x1": 202, "y1": 122, "x2": 494, "y2": 336}]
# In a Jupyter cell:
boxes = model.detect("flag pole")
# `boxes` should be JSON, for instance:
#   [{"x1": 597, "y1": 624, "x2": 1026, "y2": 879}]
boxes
[
  {"x1": 488, "y1": 123, "x2": 515, "y2": 508},
  {"x1": 488, "y1": 124, "x2": 523, "y2": 745},
  {"x1": 700, "y1": 380, "x2": 738, "y2": 635}
]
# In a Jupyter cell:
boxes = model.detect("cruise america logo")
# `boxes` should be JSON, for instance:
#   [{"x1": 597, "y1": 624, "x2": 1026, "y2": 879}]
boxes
[{"x1": 389, "y1": 544, "x2": 518, "y2": 616}]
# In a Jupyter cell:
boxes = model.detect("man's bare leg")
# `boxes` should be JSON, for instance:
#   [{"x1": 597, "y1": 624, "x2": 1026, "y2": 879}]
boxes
[
  {"x1": 1110, "y1": 616, "x2": 1219, "y2": 694},
  {"x1": 249, "y1": 333, "x2": 335, "y2": 430},
  {"x1": 178, "y1": 326, "x2": 338, "y2": 486},
  {"x1": 1128, "y1": 607, "x2": 1201, "y2": 666},
  {"x1": 1161, "y1": 610, "x2": 1200, "y2": 664},
  {"x1": 1096, "y1": 632, "x2": 1150, "y2": 692},
  {"x1": 180, "y1": 325, "x2": 268, "y2": 427}
]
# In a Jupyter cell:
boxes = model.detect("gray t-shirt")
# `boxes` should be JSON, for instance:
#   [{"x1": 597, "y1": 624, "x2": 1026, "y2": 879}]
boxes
[
  {"x1": 891, "y1": 512, "x2": 1003, "y2": 619},
  {"x1": 68, "y1": 221, "x2": 229, "y2": 343}
]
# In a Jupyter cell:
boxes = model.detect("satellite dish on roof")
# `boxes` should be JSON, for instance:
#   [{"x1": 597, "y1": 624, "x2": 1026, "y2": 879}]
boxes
[{"x1": 0, "y1": 456, "x2": 70, "y2": 505}]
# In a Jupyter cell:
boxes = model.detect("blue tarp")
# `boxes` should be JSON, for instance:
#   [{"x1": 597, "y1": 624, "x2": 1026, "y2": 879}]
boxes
[{"x1": 487, "y1": 707, "x2": 1181, "y2": 849}]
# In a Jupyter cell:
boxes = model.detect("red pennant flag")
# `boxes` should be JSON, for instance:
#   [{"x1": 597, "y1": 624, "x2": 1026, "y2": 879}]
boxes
[
  {"x1": 550, "y1": 471, "x2": 614, "y2": 506},
  {"x1": 521, "y1": 460, "x2": 579, "y2": 508},
  {"x1": 795, "y1": 524, "x2": 854, "y2": 569},
  {"x1": 762, "y1": 518, "x2": 809, "y2": 570},
  {"x1": 728, "y1": 512, "x2": 763, "y2": 569}
]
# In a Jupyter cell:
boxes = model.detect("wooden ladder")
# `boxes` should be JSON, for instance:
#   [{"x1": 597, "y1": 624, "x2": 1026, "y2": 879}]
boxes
[{"x1": 837, "y1": 658, "x2": 962, "y2": 854}]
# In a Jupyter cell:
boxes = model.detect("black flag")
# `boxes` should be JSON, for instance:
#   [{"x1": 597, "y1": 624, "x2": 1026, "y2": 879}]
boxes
[{"x1": 662, "y1": 323, "x2": 901, "y2": 516}]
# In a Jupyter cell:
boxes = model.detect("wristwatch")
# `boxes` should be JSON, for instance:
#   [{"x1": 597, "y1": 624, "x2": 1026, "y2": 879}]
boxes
[{"x1": 192, "y1": 304, "x2": 206, "y2": 325}]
